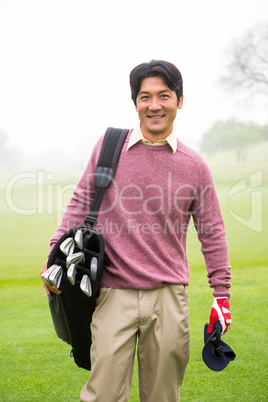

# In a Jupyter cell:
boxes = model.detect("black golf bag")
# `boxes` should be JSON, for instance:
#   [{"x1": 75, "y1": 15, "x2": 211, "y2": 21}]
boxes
[{"x1": 46, "y1": 127, "x2": 129, "y2": 370}]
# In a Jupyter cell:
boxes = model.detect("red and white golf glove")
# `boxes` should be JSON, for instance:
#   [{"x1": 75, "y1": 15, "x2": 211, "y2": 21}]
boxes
[{"x1": 208, "y1": 297, "x2": 232, "y2": 335}]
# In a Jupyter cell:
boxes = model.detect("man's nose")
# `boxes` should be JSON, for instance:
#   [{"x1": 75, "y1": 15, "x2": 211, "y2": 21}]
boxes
[{"x1": 148, "y1": 97, "x2": 161, "y2": 110}]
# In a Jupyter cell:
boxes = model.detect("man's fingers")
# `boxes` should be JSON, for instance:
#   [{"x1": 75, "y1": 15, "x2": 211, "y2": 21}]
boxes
[
  {"x1": 40, "y1": 260, "x2": 62, "y2": 295},
  {"x1": 43, "y1": 283, "x2": 51, "y2": 295},
  {"x1": 207, "y1": 307, "x2": 218, "y2": 333}
]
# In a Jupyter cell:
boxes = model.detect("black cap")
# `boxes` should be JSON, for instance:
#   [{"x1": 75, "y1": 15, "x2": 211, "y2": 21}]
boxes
[{"x1": 202, "y1": 321, "x2": 236, "y2": 371}]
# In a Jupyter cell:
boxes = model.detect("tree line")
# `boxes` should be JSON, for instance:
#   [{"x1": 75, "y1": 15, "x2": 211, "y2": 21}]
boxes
[
  {"x1": 199, "y1": 119, "x2": 268, "y2": 162},
  {"x1": 200, "y1": 21, "x2": 268, "y2": 162}
]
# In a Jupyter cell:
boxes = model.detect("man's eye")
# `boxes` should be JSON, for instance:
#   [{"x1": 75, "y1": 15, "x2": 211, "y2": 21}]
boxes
[
  {"x1": 161, "y1": 94, "x2": 169, "y2": 99},
  {"x1": 141, "y1": 96, "x2": 149, "y2": 100}
]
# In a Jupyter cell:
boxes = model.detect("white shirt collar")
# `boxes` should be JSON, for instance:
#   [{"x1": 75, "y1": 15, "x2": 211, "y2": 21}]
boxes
[{"x1": 127, "y1": 123, "x2": 177, "y2": 154}]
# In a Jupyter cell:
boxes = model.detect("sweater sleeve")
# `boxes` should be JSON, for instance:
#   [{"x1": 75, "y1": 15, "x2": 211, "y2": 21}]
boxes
[
  {"x1": 48, "y1": 136, "x2": 103, "y2": 256},
  {"x1": 190, "y1": 158, "x2": 232, "y2": 299}
]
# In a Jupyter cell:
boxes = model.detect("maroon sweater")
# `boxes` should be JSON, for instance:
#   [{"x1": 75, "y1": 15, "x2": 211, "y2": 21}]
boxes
[{"x1": 50, "y1": 131, "x2": 231, "y2": 298}]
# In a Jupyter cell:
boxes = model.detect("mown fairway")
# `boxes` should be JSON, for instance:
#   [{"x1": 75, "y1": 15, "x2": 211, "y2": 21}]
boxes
[{"x1": 0, "y1": 161, "x2": 267, "y2": 401}]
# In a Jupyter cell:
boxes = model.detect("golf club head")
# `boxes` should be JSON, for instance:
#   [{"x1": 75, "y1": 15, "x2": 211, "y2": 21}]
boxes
[
  {"x1": 43, "y1": 264, "x2": 59, "y2": 286},
  {"x1": 80, "y1": 275, "x2": 92, "y2": 297},
  {"x1": 54, "y1": 269, "x2": 63, "y2": 288},
  {"x1": 60, "y1": 237, "x2": 75, "y2": 256},
  {"x1": 49, "y1": 265, "x2": 63, "y2": 288},
  {"x1": 74, "y1": 229, "x2": 83, "y2": 250},
  {"x1": 90, "y1": 257, "x2": 98, "y2": 281},
  {"x1": 66, "y1": 251, "x2": 85, "y2": 269},
  {"x1": 67, "y1": 263, "x2": 77, "y2": 285}
]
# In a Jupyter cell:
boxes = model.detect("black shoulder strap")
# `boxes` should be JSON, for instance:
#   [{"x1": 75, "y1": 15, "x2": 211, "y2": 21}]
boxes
[{"x1": 84, "y1": 127, "x2": 129, "y2": 227}]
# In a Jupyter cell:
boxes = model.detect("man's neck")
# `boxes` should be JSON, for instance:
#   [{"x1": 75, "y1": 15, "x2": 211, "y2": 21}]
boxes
[{"x1": 140, "y1": 127, "x2": 173, "y2": 144}]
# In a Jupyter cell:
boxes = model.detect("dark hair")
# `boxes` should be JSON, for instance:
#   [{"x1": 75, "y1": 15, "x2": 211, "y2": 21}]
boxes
[{"x1": 129, "y1": 60, "x2": 183, "y2": 106}]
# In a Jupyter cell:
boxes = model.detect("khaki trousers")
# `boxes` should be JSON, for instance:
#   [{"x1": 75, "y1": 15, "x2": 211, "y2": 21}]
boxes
[{"x1": 80, "y1": 285, "x2": 190, "y2": 402}]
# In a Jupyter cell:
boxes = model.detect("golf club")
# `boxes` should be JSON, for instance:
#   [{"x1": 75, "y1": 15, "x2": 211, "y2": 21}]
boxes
[
  {"x1": 90, "y1": 257, "x2": 98, "y2": 281},
  {"x1": 60, "y1": 237, "x2": 75, "y2": 256},
  {"x1": 80, "y1": 275, "x2": 92, "y2": 297},
  {"x1": 44, "y1": 264, "x2": 60, "y2": 286},
  {"x1": 66, "y1": 251, "x2": 85, "y2": 269},
  {"x1": 67, "y1": 263, "x2": 77, "y2": 285},
  {"x1": 75, "y1": 229, "x2": 83, "y2": 250},
  {"x1": 49, "y1": 265, "x2": 63, "y2": 288}
]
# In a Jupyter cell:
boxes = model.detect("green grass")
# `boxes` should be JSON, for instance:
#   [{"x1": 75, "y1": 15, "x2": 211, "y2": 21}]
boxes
[{"x1": 0, "y1": 162, "x2": 267, "y2": 401}]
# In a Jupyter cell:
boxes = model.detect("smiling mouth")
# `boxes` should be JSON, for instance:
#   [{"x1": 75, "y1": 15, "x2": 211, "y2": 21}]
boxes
[{"x1": 148, "y1": 115, "x2": 164, "y2": 119}]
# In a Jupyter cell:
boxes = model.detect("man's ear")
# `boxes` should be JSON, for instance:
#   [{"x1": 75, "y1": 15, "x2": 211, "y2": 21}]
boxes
[{"x1": 177, "y1": 94, "x2": 183, "y2": 109}]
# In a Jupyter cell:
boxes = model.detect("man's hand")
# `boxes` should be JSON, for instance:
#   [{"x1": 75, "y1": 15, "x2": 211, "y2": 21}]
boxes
[
  {"x1": 40, "y1": 260, "x2": 62, "y2": 295},
  {"x1": 207, "y1": 297, "x2": 231, "y2": 334}
]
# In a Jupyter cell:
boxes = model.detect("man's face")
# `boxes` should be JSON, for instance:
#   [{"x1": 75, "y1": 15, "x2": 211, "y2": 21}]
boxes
[{"x1": 135, "y1": 76, "x2": 183, "y2": 142}]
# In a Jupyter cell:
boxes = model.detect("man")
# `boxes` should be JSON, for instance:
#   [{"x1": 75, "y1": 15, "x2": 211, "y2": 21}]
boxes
[{"x1": 41, "y1": 60, "x2": 232, "y2": 401}]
